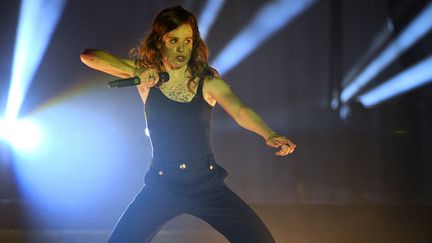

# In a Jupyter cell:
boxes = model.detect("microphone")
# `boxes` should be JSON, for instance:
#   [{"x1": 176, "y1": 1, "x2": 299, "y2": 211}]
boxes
[{"x1": 108, "y1": 72, "x2": 170, "y2": 88}]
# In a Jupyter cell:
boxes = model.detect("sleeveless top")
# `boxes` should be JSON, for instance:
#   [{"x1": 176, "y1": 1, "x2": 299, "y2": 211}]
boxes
[{"x1": 144, "y1": 78, "x2": 213, "y2": 163}]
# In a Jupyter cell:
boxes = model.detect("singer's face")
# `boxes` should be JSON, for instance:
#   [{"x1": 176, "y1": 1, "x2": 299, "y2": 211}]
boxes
[{"x1": 160, "y1": 24, "x2": 193, "y2": 70}]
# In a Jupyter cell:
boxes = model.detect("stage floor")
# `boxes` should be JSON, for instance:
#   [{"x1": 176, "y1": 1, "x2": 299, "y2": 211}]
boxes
[{"x1": 1, "y1": 203, "x2": 432, "y2": 243}]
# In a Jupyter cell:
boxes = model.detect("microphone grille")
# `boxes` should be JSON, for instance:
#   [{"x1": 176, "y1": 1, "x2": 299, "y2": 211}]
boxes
[{"x1": 159, "y1": 72, "x2": 170, "y2": 82}]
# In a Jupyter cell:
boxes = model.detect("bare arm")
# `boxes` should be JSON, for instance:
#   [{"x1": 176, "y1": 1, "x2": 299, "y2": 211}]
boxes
[
  {"x1": 80, "y1": 49, "x2": 137, "y2": 78},
  {"x1": 80, "y1": 49, "x2": 159, "y2": 104},
  {"x1": 204, "y1": 78, "x2": 296, "y2": 156}
]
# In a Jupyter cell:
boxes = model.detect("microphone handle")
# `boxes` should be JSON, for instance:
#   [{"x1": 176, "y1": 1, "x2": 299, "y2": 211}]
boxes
[
  {"x1": 108, "y1": 77, "x2": 140, "y2": 88},
  {"x1": 108, "y1": 72, "x2": 170, "y2": 88}
]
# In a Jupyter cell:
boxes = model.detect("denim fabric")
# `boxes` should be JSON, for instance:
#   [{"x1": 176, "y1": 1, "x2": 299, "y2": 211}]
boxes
[{"x1": 107, "y1": 156, "x2": 275, "y2": 243}]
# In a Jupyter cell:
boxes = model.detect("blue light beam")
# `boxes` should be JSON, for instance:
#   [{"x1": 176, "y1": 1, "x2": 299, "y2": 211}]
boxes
[
  {"x1": 198, "y1": 0, "x2": 226, "y2": 40},
  {"x1": 5, "y1": 0, "x2": 66, "y2": 122},
  {"x1": 358, "y1": 55, "x2": 432, "y2": 107},
  {"x1": 341, "y1": 2, "x2": 432, "y2": 103},
  {"x1": 211, "y1": 0, "x2": 316, "y2": 75}
]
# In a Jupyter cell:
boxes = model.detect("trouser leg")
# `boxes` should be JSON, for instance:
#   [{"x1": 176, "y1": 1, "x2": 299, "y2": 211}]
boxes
[
  {"x1": 107, "y1": 184, "x2": 183, "y2": 243},
  {"x1": 188, "y1": 183, "x2": 276, "y2": 243}
]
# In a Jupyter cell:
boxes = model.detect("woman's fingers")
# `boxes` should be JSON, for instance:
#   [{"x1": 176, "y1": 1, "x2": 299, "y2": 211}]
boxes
[
  {"x1": 139, "y1": 69, "x2": 159, "y2": 88},
  {"x1": 271, "y1": 137, "x2": 296, "y2": 156},
  {"x1": 275, "y1": 144, "x2": 293, "y2": 156}
]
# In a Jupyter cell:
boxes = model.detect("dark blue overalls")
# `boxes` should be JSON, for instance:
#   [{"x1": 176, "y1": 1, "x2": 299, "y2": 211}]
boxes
[{"x1": 107, "y1": 78, "x2": 275, "y2": 243}]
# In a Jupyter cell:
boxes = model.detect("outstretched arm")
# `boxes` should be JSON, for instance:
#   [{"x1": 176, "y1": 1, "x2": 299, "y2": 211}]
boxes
[
  {"x1": 80, "y1": 49, "x2": 137, "y2": 78},
  {"x1": 204, "y1": 78, "x2": 296, "y2": 156},
  {"x1": 80, "y1": 49, "x2": 160, "y2": 104}
]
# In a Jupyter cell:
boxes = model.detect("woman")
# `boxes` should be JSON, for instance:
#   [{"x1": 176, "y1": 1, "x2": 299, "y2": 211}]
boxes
[{"x1": 81, "y1": 5, "x2": 295, "y2": 243}]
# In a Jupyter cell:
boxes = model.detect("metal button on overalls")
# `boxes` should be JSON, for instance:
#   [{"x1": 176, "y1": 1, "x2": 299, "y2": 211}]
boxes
[{"x1": 179, "y1": 163, "x2": 187, "y2": 170}]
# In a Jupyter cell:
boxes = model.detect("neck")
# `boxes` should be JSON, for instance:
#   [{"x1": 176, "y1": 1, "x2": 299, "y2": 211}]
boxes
[{"x1": 164, "y1": 64, "x2": 190, "y2": 83}]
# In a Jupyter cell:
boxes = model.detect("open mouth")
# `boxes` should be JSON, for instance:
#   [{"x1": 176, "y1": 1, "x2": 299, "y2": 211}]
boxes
[{"x1": 176, "y1": 56, "x2": 186, "y2": 62}]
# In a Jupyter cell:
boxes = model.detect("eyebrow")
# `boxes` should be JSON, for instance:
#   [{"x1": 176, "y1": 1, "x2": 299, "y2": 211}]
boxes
[{"x1": 166, "y1": 35, "x2": 193, "y2": 39}]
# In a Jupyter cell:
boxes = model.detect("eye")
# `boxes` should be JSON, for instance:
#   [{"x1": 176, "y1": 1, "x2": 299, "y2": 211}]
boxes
[
  {"x1": 169, "y1": 38, "x2": 177, "y2": 44},
  {"x1": 185, "y1": 39, "x2": 192, "y2": 44}
]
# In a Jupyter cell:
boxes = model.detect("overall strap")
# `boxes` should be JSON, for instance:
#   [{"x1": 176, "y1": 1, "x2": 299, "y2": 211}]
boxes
[{"x1": 196, "y1": 77, "x2": 204, "y2": 97}]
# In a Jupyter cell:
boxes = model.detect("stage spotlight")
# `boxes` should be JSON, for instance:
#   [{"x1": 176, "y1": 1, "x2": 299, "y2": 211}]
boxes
[
  {"x1": 341, "y1": 2, "x2": 432, "y2": 103},
  {"x1": 0, "y1": 117, "x2": 43, "y2": 153},
  {"x1": 198, "y1": 0, "x2": 225, "y2": 40},
  {"x1": 5, "y1": 0, "x2": 66, "y2": 121},
  {"x1": 211, "y1": 0, "x2": 316, "y2": 75},
  {"x1": 358, "y1": 55, "x2": 432, "y2": 107}
]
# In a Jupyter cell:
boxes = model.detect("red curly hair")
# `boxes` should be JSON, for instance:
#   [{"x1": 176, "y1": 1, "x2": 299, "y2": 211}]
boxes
[{"x1": 130, "y1": 6, "x2": 219, "y2": 90}]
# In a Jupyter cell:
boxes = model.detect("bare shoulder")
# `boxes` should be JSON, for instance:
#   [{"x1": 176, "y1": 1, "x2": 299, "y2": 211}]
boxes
[
  {"x1": 203, "y1": 77, "x2": 227, "y2": 107},
  {"x1": 203, "y1": 77, "x2": 230, "y2": 92},
  {"x1": 203, "y1": 77, "x2": 235, "y2": 107}
]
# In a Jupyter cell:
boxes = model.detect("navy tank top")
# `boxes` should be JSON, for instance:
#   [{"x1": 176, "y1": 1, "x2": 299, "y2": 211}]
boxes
[{"x1": 145, "y1": 78, "x2": 213, "y2": 162}]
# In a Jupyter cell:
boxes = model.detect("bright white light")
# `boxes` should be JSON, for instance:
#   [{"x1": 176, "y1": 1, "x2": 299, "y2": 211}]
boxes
[
  {"x1": 5, "y1": 0, "x2": 66, "y2": 121},
  {"x1": 341, "y1": 2, "x2": 432, "y2": 103},
  {"x1": 0, "y1": 118, "x2": 44, "y2": 152},
  {"x1": 358, "y1": 55, "x2": 432, "y2": 107},
  {"x1": 0, "y1": 119, "x2": 7, "y2": 141},
  {"x1": 211, "y1": 0, "x2": 316, "y2": 75},
  {"x1": 198, "y1": 0, "x2": 226, "y2": 40},
  {"x1": 11, "y1": 90, "x2": 148, "y2": 222}
]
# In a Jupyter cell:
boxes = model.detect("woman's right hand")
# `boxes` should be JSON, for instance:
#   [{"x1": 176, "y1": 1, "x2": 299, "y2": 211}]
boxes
[{"x1": 134, "y1": 68, "x2": 160, "y2": 90}]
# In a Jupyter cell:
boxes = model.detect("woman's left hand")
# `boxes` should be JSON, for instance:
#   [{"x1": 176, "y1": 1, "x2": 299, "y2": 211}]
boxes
[{"x1": 265, "y1": 134, "x2": 296, "y2": 156}]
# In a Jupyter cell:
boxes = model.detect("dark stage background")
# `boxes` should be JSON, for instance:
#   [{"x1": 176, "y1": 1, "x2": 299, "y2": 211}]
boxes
[{"x1": 1, "y1": 0, "x2": 431, "y2": 242}]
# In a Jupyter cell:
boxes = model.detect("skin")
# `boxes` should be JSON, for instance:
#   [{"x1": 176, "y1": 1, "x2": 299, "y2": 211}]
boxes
[
  {"x1": 157, "y1": 24, "x2": 201, "y2": 103},
  {"x1": 80, "y1": 24, "x2": 296, "y2": 156}
]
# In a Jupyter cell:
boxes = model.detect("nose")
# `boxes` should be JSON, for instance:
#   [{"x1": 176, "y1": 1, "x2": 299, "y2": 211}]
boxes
[{"x1": 177, "y1": 43, "x2": 185, "y2": 53}]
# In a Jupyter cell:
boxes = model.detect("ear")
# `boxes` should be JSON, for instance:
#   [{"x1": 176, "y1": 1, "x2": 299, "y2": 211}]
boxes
[{"x1": 156, "y1": 36, "x2": 164, "y2": 49}]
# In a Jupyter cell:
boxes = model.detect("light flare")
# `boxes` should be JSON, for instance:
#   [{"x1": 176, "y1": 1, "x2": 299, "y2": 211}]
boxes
[
  {"x1": 341, "y1": 2, "x2": 432, "y2": 103},
  {"x1": 211, "y1": 0, "x2": 316, "y2": 75},
  {"x1": 5, "y1": 0, "x2": 66, "y2": 121}
]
